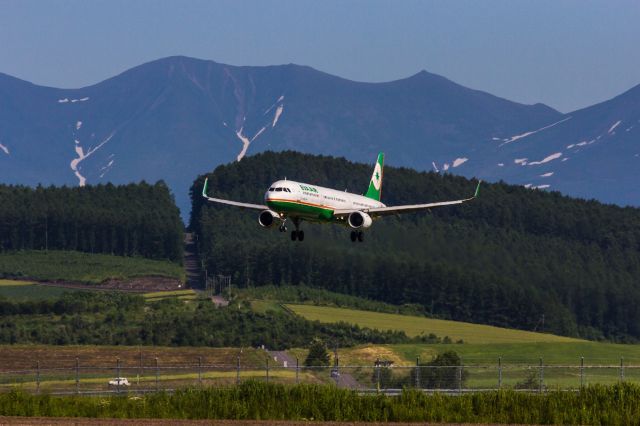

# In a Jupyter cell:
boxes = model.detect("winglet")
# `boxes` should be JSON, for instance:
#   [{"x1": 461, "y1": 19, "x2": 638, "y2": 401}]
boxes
[
  {"x1": 202, "y1": 177, "x2": 210, "y2": 198},
  {"x1": 474, "y1": 181, "x2": 481, "y2": 198}
]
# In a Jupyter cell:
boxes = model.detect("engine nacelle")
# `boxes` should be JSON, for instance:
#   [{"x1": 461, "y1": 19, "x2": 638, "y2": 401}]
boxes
[
  {"x1": 258, "y1": 210, "x2": 280, "y2": 228},
  {"x1": 347, "y1": 211, "x2": 373, "y2": 229}
]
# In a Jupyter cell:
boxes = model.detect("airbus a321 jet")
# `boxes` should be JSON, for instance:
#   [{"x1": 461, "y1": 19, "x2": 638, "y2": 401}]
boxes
[{"x1": 202, "y1": 153, "x2": 480, "y2": 242}]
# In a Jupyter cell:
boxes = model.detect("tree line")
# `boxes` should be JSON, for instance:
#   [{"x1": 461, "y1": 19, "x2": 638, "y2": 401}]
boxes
[
  {"x1": 0, "y1": 181, "x2": 183, "y2": 261},
  {"x1": 190, "y1": 151, "x2": 640, "y2": 342}
]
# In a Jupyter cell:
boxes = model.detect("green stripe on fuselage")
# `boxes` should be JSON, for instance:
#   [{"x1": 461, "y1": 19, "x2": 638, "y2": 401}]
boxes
[{"x1": 267, "y1": 200, "x2": 334, "y2": 221}]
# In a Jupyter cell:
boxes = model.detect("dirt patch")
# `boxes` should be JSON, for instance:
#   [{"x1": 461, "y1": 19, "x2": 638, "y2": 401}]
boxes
[
  {"x1": 0, "y1": 346, "x2": 264, "y2": 371},
  {"x1": 0, "y1": 418, "x2": 495, "y2": 425},
  {"x1": 34, "y1": 276, "x2": 183, "y2": 293}
]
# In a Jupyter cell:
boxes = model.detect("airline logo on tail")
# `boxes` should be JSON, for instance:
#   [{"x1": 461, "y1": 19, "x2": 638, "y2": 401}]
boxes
[{"x1": 365, "y1": 153, "x2": 384, "y2": 201}]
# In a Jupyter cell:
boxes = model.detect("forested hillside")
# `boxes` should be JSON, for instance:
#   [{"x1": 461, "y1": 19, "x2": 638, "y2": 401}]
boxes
[
  {"x1": 191, "y1": 152, "x2": 640, "y2": 342},
  {"x1": 0, "y1": 181, "x2": 183, "y2": 261}
]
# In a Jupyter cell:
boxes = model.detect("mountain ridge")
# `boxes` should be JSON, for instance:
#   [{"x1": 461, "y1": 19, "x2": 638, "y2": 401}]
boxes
[{"x1": 0, "y1": 55, "x2": 637, "y2": 217}]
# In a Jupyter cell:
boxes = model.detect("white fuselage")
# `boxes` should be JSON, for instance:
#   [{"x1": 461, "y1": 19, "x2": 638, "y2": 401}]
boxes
[{"x1": 264, "y1": 180, "x2": 385, "y2": 221}]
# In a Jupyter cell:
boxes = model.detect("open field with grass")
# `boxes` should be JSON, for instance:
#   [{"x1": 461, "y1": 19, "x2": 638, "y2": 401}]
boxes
[
  {"x1": 285, "y1": 304, "x2": 583, "y2": 344},
  {"x1": 2, "y1": 382, "x2": 640, "y2": 424},
  {"x1": 0, "y1": 280, "x2": 84, "y2": 301},
  {"x1": 0, "y1": 250, "x2": 185, "y2": 284},
  {"x1": 143, "y1": 290, "x2": 198, "y2": 302}
]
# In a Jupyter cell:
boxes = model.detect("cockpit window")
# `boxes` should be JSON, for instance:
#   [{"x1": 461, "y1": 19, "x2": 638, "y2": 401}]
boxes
[
  {"x1": 275, "y1": 187, "x2": 283, "y2": 192},
  {"x1": 286, "y1": 188, "x2": 292, "y2": 192},
  {"x1": 268, "y1": 188, "x2": 275, "y2": 191}
]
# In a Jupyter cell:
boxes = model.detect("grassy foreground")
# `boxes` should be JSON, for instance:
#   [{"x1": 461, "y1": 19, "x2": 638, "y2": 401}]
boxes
[
  {"x1": 286, "y1": 304, "x2": 582, "y2": 344},
  {"x1": 1, "y1": 381, "x2": 640, "y2": 424},
  {"x1": 0, "y1": 250, "x2": 184, "y2": 284}
]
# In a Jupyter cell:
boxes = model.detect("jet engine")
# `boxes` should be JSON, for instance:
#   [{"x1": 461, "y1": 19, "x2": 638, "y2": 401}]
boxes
[
  {"x1": 258, "y1": 210, "x2": 280, "y2": 228},
  {"x1": 347, "y1": 211, "x2": 373, "y2": 229}
]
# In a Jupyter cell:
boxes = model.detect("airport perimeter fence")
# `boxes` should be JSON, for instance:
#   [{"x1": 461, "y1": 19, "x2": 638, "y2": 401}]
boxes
[{"x1": 1, "y1": 356, "x2": 640, "y2": 395}]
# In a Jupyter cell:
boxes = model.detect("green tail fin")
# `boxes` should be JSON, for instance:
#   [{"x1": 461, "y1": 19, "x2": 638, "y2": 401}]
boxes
[{"x1": 365, "y1": 152, "x2": 384, "y2": 201}]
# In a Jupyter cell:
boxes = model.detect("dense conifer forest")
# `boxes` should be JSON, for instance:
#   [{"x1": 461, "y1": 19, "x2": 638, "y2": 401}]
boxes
[
  {"x1": 191, "y1": 151, "x2": 640, "y2": 342},
  {"x1": 0, "y1": 182, "x2": 183, "y2": 261}
]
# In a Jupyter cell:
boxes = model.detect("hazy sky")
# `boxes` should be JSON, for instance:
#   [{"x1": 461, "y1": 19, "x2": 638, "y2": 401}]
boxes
[{"x1": 1, "y1": 0, "x2": 638, "y2": 112}]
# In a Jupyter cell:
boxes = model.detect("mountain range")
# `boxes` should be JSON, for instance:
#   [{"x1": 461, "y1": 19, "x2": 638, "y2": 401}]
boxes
[{"x1": 1, "y1": 56, "x2": 638, "y2": 217}]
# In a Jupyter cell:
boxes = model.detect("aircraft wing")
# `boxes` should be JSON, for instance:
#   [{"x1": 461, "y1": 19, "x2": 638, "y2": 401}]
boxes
[
  {"x1": 201, "y1": 178, "x2": 268, "y2": 210},
  {"x1": 334, "y1": 181, "x2": 481, "y2": 218}
]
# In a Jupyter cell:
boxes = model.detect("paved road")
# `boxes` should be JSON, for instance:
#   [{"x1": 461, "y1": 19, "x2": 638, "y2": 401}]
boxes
[
  {"x1": 268, "y1": 350, "x2": 363, "y2": 389},
  {"x1": 183, "y1": 233, "x2": 202, "y2": 288},
  {"x1": 270, "y1": 351, "x2": 297, "y2": 368}
]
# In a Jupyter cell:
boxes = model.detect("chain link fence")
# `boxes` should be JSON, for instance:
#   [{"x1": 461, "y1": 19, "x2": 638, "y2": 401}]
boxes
[{"x1": 1, "y1": 356, "x2": 639, "y2": 395}]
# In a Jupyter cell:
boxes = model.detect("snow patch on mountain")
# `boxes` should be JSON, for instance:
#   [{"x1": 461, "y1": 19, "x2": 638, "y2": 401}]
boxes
[
  {"x1": 99, "y1": 158, "x2": 115, "y2": 178},
  {"x1": 70, "y1": 132, "x2": 115, "y2": 186},
  {"x1": 500, "y1": 116, "x2": 572, "y2": 146},
  {"x1": 58, "y1": 98, "x2": 69, "y2": 103},
  {"x1": 76, "y1": 121, "x2": 82, "y2": 130},
  {"x1": 452, "y1": 157, "x2": 468, "y2": 168},
  {"x1": 498, "y1": 163, "x2": 504, "y2": 167},
  {"x1": 443, "y1": 163, "x2": 450, "y2": 171},
  {"x1": 431, "y1": 162, "x2": 439, "y2": 172},
  {"x1": 535, "y1": 184, "x2": 551, "y2": 189},
  {"x1": 235, "y1": 128, "x2": 251, "y2": 161},
  {"x1": 0, "y1": 143, "x2": 9, "y2": 155},
  {"x1": 608, "y1": 120, "x2": 622, "y2": 134},
  {"x1": 272, "y1": 104, "x2": 284, "y2": 127},
  {"x1": 540, "y1": 172, "x2": 554, "y2": 177},
  {"x1": 528, "y1": 152, "x2": 562, "y2": 166},
  {"x1": 514, "y1": 158, "x2": 528, "y2": 165}
]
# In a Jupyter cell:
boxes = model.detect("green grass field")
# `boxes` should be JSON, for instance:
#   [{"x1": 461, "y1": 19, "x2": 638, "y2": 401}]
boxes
[
  {"x1": 143, "y1": 289, "x2": 198, "y2": 302},
  {"x1": 0, "y1": 280, "x2": 83, "y2": 301},
  {"x1": 0, "y1": 250, "x2": 185, "y2": 284},
  {"x1": 285, "y1": 304, "x2": 582, "y2": 344}
]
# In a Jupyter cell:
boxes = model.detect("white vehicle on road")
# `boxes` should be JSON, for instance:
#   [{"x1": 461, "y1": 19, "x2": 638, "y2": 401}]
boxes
[{"x1": 108, "y1": 377, "x2": 130, "y2": 386}]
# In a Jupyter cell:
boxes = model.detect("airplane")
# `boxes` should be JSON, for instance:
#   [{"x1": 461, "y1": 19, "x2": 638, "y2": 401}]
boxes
[{"x1": 202, "y1": 153, "x2": 480, "y2": 242}]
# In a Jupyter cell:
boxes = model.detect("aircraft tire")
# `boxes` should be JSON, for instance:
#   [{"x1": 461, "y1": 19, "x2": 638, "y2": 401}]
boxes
[
  {"x1": 350, "y1": 231, "x2": 357, "y2": 242},
  {"x1": 298, "y1": 230, "x2": 305, "y2": 242},
  {"x1": 291, "y1": 230, "x2": 298, "y2": 241},
  {"x1": 357, "y1": 231, "x2": 364, "y2": 242}
]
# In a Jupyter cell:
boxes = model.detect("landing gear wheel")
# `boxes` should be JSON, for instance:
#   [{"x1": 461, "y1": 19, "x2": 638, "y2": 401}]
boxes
[
  {"x1": 298, "y1": 230, "x2": 304, "y2": 242},
  {"x1": 350, "y1": 231, "x2": 357, "y2": 242},
  {"x1": 357, "y1": 231, "x2": 364, "y2": 242},
  {"x1": 291, "y1": 230, "x2": 298, "y2": 241},
  {"x1": 279, "y1": 224, "x2": 287, "y2": 232}
]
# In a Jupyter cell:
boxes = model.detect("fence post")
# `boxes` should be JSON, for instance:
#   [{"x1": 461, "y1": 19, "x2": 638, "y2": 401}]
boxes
[
  {"x1": 75, "y1": 357, "x2": 80, "y2": 395},
  {"x1": 138, "y1": 350, "x2": 142, "y2": 386},
  {"x1": 376, "y1": 364, "x2": 381, "y2": 392},
  {"x1": 498, "y1": 357, "x2": 502, "y2": 389},
  {"x1": 236, "y1": 355, "x2": 241, "y2": 385},
  {"x1": 458, "y1": 364, "x2": 463, "y2": 395},
  {"x1": 198, "y1": 356, "x2": 202, "y2": 386},
  {"x1": 580, "y1": 356, "x2": 584, "y2": 388},
  {"x1": 36, "y1": 360, "x2": 40, "y2": 394},
  {"x1": 266, "y1": 357, "x2": 269, "y2": 383},
  {"x1": 155, "y1": 357, "x2": 159, "y2": 391},
  {"x1": 620, "y1": 357, "x2": 624, "y2": 382},
  {"x1": 538, "y1": 358, "x2": 543, "y2": 393},
  {"x1": 296, "y1": 357, "x2": 300, "y2": 384},
  {"x1": 116, "y1": 358, "x2": 121, "y2": 395},
  {"x1": 415, "y1": 357, "x2": 420, "y2": 389}
]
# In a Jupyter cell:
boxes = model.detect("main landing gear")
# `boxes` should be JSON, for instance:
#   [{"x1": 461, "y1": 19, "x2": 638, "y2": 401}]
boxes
[
  {"x1": 287, "y1": 218, "x2": 304, "y2": 242},
  {"x1": 350, "y1": 231, "x2": 364, "y2": 242}
]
